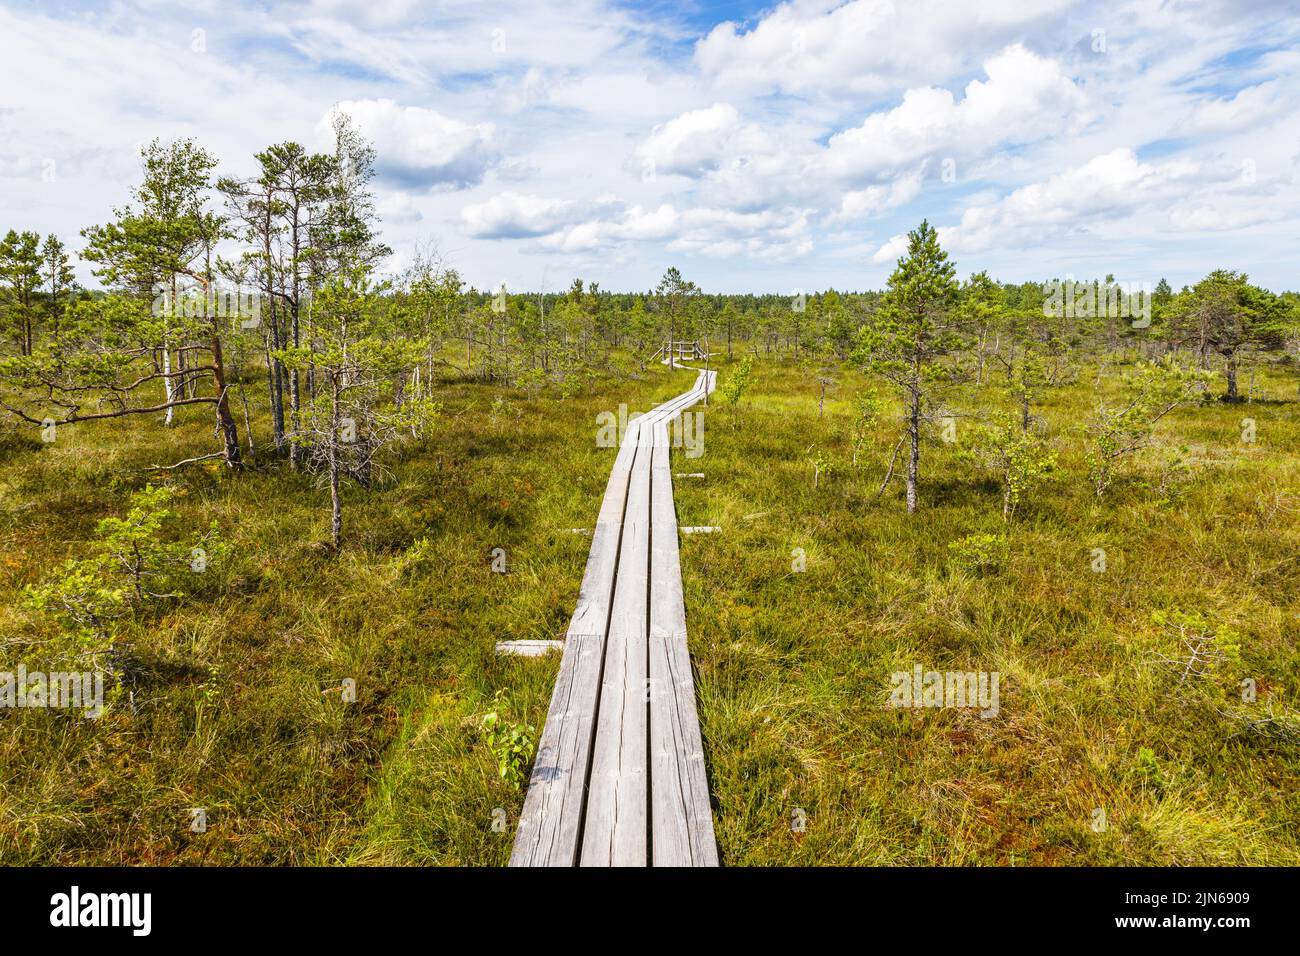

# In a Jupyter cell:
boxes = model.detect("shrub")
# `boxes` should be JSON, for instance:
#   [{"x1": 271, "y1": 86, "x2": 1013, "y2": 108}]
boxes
[
  {"x1": 1084, "y1": 359, "x2": 1212, "y2": 496},
  {"x1": 718, "y1": 355, "x2": 755, "y2": 426},
  {"x1": 947, "y1": 532, "x2": 1008, "y2": 574},
  {"x1": 23, "y1": 484, "x2": 227, "y2": 664},
  {"x1": 966, "y1": 414, "x2": 1057, "y2": 520},
  {"x1": 481, "y1": 693, "x2": 536, "y2": 791}
]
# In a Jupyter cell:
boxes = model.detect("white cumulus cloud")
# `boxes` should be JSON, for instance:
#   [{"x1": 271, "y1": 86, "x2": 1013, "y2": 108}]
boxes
[
  {"x1": 322, "y1": 99, "x2": 496, "y2": 189},
  {"x1": 824, "y1": 45, "x2": 1089, "y2": 182},
  {"x1": 460, "y1": 192, "x2": 581, "y2": 238}
]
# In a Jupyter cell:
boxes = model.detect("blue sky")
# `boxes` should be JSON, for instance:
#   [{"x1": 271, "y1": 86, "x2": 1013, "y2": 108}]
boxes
[{"x1": 1, "y1": 0, "x2": 1298, "y2": 292}]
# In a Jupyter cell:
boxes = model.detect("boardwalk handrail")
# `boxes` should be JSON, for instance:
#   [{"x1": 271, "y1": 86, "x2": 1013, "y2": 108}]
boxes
[{"x1": 650, "y1": 340, "x2": 702, "y2": 363}]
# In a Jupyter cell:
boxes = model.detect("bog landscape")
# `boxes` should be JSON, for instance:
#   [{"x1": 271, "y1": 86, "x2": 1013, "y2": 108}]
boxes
[{"x1": 0, "y1": 0, "x2": 1297, "y2": 869}]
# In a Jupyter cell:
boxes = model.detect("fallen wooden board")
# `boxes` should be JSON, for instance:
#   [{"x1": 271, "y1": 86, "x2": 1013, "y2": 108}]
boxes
[{"x1": 495, "y1": 640, "x2": 565, "y2": 657}]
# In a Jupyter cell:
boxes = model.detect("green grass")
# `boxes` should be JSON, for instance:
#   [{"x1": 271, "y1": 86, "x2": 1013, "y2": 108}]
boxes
[
  {"x1": 679, "y1": 356, "x2": 1300, "y2": 864},
  {"x1": 0, "y1": 358, "x2": 695, "y2": 864},
  {"x1": 1, "y1": 352, "x2": 1297, "y2": 864}
]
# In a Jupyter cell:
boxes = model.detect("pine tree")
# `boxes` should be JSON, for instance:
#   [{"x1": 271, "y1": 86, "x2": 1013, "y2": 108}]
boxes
[
  {"x1": 854, "y1": 221, "x2": 964, "y2": 513},
  {"x1": 0, "y1": 230, "x2": 42, "y2": 355},
  {"x1": 40, "y1": 235, "x2": 77, "y2": 337},
  {"x1": 655, "y1": 267, "x2": 698, "y2": 368}
]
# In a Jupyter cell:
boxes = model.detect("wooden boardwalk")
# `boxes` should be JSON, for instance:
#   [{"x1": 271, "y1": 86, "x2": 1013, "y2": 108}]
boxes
[{"x1": 510, "y1": 369, "x2": 719, "y2": 867}]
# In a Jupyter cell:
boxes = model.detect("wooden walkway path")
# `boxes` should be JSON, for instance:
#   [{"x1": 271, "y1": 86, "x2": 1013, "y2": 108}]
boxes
[{"x1": 510, "y1": 369, "x2": 719, "y2": 867}]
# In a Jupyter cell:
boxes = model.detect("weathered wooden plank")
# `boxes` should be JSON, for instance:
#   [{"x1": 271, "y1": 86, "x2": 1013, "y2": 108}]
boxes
[
  {"x1": 580, "y1": 426, "x2": 653, "y2": 866},
  {"x1": 568, "y1": 418, "x2": 640, "y2": 637},
  {"x1": 507, "y1": 628, "x2": 603, "y2": 866},
  {"x1": 648, "y1": 422, "x2": 719, "y2": 866},
  {"x1": 509, "y1": 421, "x2": 643, "y2": 867},
  {"x1": 512, "y1": 369, "x2": 719, "y2": 867}
]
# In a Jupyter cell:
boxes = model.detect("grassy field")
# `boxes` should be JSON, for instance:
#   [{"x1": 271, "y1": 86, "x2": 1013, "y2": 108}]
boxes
[
  {"x1": 680, "y1": 356, "x2": 1300, "y2": 865},
  {"x1": 1, "y1": 352, "x2": 1297, "y2": 864},
  {"x1": 0, "y1": 358, "x2": 695, "y2": 864}
]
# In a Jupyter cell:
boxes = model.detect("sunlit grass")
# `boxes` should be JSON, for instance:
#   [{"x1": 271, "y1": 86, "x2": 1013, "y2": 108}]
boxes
[
  {"x1": 1, "y1": 352, "x2": 1296, "y2": 865},
  {"x1": 0, "y1": 358, "x2": 695, "y2": 864},
  {"x1": 679, "y1": 356, "x2": 1300, "y2": 865}
]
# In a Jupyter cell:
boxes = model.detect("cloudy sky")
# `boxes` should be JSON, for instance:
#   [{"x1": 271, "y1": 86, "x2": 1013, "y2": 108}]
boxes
[{"x1": 1, "y1": 0, "x2": 1298, "y2": 293}]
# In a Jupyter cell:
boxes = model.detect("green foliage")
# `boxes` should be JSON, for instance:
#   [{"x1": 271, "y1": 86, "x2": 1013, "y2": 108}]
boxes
[
  {"x1": 81, "y1": 138, "x2": 223, "y2": 292},
  {"x1": 277, "y1": 268, "x2": 434, "y2": 545},
  {"x1": 1169, "y1": 269, "x2": 1289, "y2": 401},
  {"x1": 480, "y1": 693, "x2": 536, "y2": 790},
  {"x1": 821, "y1": 289, "x2": 857, "y2": 358},
  {"x1": 967, "y1": 414, "x2": 1057, "y2": 520},
  {"x1": 1135, "y1": 746, "x2": 1164, "y2": 793},
  {"x1": 854, "y1": 221, "x2": 966, "y2": 513},
  {"x1": 718, "y1": 355, "x2": 755, "y2": 424},
  {"x1": 23, "y1": 560, "x2": 128, "y2": 656},
  {"x1": 1139, "y1": 444, "x2": 1194, "y2": 507},
  {"x1": 849, "y1": 388, "x2": 884, "y2": 467},
  {"x1": 947, "y1": 532, "x2": 1008, "y2": 574},
  {"x1": 805, "y1": 444, "x2": 831, "y2": 489},
  {"x1": 961, "y1": 270, "x2": 1005, "y2": 371},
  {"x1": 23, "y1": 484, "x2": 226, "y2": 658},
  {"x1": 854, "y1": 221, "x2": 963, "y2": 384},
  {"x1": 1150, "y1": 608, "x2": 1244, "y2": 678},
  {"x1": 655, "y1": 266, "x2": 699, "y2": 359},
  {"x1": 514, "y1": 367, "x2": 548, "y2": 400},
  {"x1": 1084, "y1": 358, "x2": 1212, "y2": 497},
  {"x1": 0, "y1": 229, "x2": 42, "y2": 355},
  {"x1": 94, "y1": 484, "x2": 224, "y2": 599},
  {"x1": 626, "y1": 295, "x2": 656, "y2": 349}
]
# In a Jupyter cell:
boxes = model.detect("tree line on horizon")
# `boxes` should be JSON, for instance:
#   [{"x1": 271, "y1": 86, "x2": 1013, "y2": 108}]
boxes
[{"x1": 1, "y1": 130, "x2": 1298, "y2": 525}]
